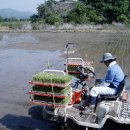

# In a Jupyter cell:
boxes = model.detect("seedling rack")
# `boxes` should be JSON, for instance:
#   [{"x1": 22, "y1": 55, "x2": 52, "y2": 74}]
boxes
[
  {"x1": 64, "y1": 58, "x2": 93, "y2": 77},
  {"x1": 29, "y1": 69, "x2": 72, "y2": 115}
]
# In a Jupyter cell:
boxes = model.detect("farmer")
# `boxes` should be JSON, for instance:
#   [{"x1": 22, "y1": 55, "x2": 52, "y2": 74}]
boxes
[{"x1": 80, "y1": 52, "x2": 124, "y2": 111}]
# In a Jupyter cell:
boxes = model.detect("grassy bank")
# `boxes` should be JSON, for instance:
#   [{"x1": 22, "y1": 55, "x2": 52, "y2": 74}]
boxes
[{"x1": 0, "y1": 22, "x2": 130, "y2": 33}]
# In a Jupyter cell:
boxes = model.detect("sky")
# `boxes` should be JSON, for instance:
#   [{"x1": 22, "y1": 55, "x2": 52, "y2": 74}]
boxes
[{"x1": 0, "y1": 0, "x2": 45, "y2": 13}]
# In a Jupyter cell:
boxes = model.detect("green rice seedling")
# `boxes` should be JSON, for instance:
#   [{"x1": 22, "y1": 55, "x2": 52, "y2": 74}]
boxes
[
  {"x1": 32, "y1": 85, "x2": 71, "y2": 94},
  {"x1": 32, "y1": 72, "x2": 72, "y2": 84},
  {"x1": 68, "y1": 65, "x2": 78, "y2": 72},
  {"x1": 33, "y1": 95, "x2": 71, "y2": 104}
]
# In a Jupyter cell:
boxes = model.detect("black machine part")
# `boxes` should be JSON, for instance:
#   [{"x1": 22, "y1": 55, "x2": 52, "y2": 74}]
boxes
[{"x1": 77, "y1": 66, "x2": 95, "y2": 82}]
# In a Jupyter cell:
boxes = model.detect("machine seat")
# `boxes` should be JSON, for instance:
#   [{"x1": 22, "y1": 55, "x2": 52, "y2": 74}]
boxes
[{"x1": 99, "y1": 75, "x2": 127, "y2": 101}]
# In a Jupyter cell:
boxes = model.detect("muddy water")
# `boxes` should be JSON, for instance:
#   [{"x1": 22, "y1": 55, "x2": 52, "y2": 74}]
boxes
[
  {"x1": 0, "y1": 32, "x2": 130, "y2": 130},
  {"x1": 0, "y1": 33, "x2": 66, "y2": 130}
]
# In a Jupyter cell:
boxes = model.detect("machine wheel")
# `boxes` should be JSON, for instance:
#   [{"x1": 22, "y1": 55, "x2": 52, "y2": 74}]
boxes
[{"x1": 60, "y1": 122, "x2": 70, "y2": 130}]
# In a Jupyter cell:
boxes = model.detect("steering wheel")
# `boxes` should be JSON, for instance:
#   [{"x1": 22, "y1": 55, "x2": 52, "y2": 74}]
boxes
[{"x1": 77, "y1": 66, "x2": 95, "y2": 81}]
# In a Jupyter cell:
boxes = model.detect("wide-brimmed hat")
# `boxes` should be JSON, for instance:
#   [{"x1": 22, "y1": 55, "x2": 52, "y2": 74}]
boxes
[{"x1": 100, "y1": 53, "x2": 116, "y2": 63}]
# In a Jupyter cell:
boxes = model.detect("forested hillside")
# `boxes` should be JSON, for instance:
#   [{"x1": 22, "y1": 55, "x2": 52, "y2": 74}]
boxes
[{"x1": 30, "y1": 0, "x2": 130, "y2": 25}]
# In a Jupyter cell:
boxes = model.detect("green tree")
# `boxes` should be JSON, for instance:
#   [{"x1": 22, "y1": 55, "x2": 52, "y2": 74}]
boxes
[
  {"x1": 68, "y1": 1, "x2": 105, "y2": 24},
  {"x1": 86, "y1": 0, "x2": 129, "y2": 23},
  {"x1": 30, "y1": 14, "x2": 39, "y2": 23},
  {"x1": 37, "y1": 0, "x2": 56, "y2": 18},
  {"x1": 35, "y1": 0, "x2": 63, "y2": 25},
  {"x1": 45, "y1": 12, "x2": 63, "y2": 25},
  {"x1": 68, "y1": 2, "x2": 88, "y2": 24},
  {"x1": 30, "y1": 0, "x2": 130, "y2": 25},
  {"x1": 0, "y1": 16, "x2": 3, "y2": 23}
]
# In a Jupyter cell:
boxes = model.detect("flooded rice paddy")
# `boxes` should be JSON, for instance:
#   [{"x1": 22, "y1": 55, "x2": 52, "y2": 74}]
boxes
[{"x1": 0, "y1": 31, "x2": 130, "y2": 130}]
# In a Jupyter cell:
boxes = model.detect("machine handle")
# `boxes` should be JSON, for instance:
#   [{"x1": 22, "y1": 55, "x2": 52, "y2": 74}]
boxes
[
  {"x1": 66, "y1": 58, "x2": 84, "y2": 66},
  {"x1": 43, "y1": 69, "x2": 66, "y2": 76}
]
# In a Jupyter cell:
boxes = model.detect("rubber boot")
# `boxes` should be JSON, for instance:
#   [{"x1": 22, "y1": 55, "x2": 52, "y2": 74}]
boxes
[
  {"x1": 79, "y1": 96, "x2": 97, "y2": 116},
  {"x1": 90, "y1": 96, "x2": 97, "y2": 106},
  {"x1": 79, "y1": 96, "x2": 91, "y2": 110},
  {"x1": 89, "y1": 96, "x2": 97, "y2": 113}
]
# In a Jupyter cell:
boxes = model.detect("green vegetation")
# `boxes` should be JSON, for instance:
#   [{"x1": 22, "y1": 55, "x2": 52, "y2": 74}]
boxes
[
  {"x1": 30, "y1": 0, "x2": 130, "y2": 26},
  {"x1": 68, "y1": 65, "x2": 79, "y2": 72},
  {"x1": 32, "y1": 85, "x2": 71, "y2": 94},
  {"x1": 45, "y1": 12, "x2": 63, "y2": 25},
  {"x1": 0, "y1": 17, "x2": 29, "y2": 30},
  {"x1": 0, "y1": 16, "x2": 3, "y2": 23},
  {"x1": 32, "y1": 72, "x2": 72, "y2": 84},
  {"x1": 31, "y1": 71, "x2": 72, "y2": 105},
  {"x1": 33, "y1": 95, "x2": 70, "y2": 104},
  {"x1": 31, "y1": 71, "x2": 72, "y2": 104},
  {"x1": 0, "y1": 0, "x2": 130, "y2": 29},
  {"x1": 1, "y1": 21, "x2": 25, "y2": 29},
  {"x1": 68, "y1": 2, "x2": 103, "y2": 24}
]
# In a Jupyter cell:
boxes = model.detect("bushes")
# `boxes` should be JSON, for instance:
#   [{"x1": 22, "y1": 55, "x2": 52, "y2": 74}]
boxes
[
  {"x1": 117, "y1": 14, "x2": 128, "y2": 23},
  {"x1": 32, "y1": 0, "x2": 130, "y2": 25},
  {"x1": 1, "y1": 21, "x2": 24, "y2": 29},
  {"x1": 45, "y1": 13, "x2": 63, "y2": 25}
]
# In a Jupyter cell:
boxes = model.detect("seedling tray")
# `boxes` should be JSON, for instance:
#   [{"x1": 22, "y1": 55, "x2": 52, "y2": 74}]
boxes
[
  {"x1": 31, "y1": 95, "x2": 71, "y2": 104},
  {"x1": 30, "y1": 99, "x2": 68, "y2": 108},
  {"x1": 29, "y1": 81, "x2": 72, "y2": 88},
  {"x1": 29, "y1": 91, "x2": 68, "y2": 98}
]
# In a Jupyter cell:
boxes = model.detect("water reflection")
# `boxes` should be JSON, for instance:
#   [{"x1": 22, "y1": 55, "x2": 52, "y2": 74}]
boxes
[
  {"x1": 0, "y1": 49, "x2": 64, "y2": 87},
  {"x1": 0, "y1": 33, "x2": 38, "y2": 46}
]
